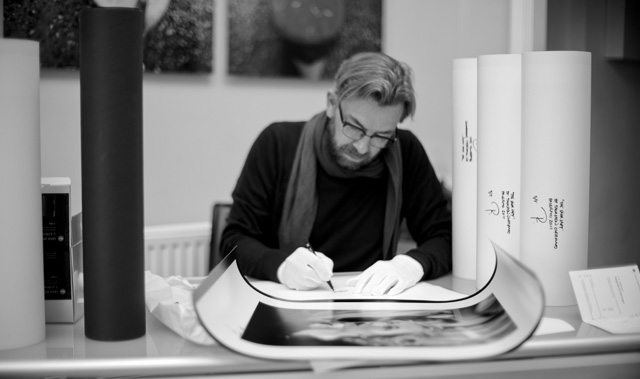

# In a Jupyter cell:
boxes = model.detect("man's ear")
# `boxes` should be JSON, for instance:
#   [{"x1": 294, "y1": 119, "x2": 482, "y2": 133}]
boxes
[{"x1": 326, "y1": 91, "x2": 337, "y2": 119}]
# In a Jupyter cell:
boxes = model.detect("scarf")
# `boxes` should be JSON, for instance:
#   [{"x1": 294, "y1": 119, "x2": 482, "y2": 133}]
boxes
[{"x1": 279, "y1": 111, "x2": 403, "y2": 260}]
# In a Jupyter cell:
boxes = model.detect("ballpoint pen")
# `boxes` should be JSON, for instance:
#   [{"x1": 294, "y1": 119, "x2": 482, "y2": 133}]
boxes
[{"x1": 304, "y1": 240, "x2": 335, "y2": 292}]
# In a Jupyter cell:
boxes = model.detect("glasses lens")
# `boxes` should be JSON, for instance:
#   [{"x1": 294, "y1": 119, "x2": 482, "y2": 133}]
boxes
[
  {"x1": 370, "y1": 137, "x2": 390, "y2": 149},
  {"x1": 343, "y1": 123, "x2": 365, "y2": 140}
]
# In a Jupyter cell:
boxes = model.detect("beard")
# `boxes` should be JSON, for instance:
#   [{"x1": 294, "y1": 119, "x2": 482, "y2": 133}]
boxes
[{"x1": 325, "y1": 125, "x2": 376, "y2": 171}]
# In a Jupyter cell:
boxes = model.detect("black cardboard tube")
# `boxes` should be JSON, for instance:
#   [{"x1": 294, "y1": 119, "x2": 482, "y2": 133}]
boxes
[{"x1": 80, "y1": 7, "x2": 146, "y2": 341}]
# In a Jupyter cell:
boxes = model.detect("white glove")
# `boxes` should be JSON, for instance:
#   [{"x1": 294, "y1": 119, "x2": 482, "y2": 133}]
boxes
[
  {"x1": 346, "y1": 255, "x2": 424, "y2": 296},
  {"x1": 277, "y1": 247, "x2": 334, "y2": 290}
]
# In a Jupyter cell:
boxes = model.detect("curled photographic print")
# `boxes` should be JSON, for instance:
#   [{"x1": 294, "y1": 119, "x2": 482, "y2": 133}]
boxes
[{"x1": 194, "y1": 241, "x2": 546, "y2": 361}]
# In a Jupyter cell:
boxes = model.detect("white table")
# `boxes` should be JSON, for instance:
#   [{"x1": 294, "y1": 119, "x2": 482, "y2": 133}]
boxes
[{"x1": 1, "y1": 275, "x2": 639, "y2": 378}]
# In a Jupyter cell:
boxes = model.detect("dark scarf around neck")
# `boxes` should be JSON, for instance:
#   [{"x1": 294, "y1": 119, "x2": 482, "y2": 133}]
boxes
[{"x1": 279, "y1": 112, "x2": 403, "y2": 260}]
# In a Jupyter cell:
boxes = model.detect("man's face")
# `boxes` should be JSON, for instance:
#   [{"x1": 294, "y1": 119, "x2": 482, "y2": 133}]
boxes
[{"x1": 326, "y1": 97, "x2": 403, "y2": 170}]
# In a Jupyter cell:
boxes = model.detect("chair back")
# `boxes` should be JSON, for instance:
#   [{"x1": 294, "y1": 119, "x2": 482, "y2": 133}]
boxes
[{"x1": 209, "y1": 202, "x2": 232, "y2": 271}]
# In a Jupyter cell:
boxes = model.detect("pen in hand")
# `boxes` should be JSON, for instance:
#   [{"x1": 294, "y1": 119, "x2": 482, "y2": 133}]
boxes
[{"x1": 304, "y1": 240, "x2": 335, "y2": 292}]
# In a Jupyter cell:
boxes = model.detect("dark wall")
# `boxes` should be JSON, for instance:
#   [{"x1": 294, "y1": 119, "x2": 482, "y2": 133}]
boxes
[{"x1": 547, "y1": 0, "x2": 640, "y2": 268}]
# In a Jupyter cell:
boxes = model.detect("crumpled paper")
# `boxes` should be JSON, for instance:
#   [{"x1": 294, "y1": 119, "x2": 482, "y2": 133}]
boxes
[{"x1": 144, "y1": 271, "x2": 216, "y2": 346}]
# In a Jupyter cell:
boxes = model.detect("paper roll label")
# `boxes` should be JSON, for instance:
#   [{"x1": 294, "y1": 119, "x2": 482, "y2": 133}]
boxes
[
  {"x1": 528, "y1": 195, "x2": 566, "y2": 250},
  {"x1": 461, "y1": 121, "x2": 477, "y2": 162},
  {"x1": 484, "y1": 189, "x2": 517, "y2": 235}
]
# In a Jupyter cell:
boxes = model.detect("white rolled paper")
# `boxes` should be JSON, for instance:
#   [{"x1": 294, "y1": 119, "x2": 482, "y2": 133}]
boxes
[
  {"x1": 452, "y1": 58, "x2": 478, "y2": 280},
  {"x1": 0, "y1": 39, "x2": 46, "y2": 350},
  {"x1": 476, "y1": 54, "x2": 522, "y2": 289},
  {"x1": 520, "y1": 51, "x2": 591, "y2": 306}
]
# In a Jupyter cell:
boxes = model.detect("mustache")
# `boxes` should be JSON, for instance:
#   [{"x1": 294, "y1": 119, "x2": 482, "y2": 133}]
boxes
[{"x1": 341, "y1": 144, "x2": 367, "y2": 158}]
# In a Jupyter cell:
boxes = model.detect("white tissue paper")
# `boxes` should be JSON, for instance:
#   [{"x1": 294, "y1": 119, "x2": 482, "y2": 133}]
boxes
[{"x1": 144, "y1": 271, "x2": 215, "y2": 346}]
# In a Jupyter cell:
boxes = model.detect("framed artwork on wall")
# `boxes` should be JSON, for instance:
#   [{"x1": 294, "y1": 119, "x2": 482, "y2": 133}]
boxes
[
  {"x1": 228, "y1": 0, "x2": 382, "y2": 80},
  {"x1": 2, "y1": 0, "x2": 213, "y2": 74}
]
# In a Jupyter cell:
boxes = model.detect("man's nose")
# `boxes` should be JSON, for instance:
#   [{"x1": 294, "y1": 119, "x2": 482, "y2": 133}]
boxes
[{"x1": 353, "y1": 136, "x2": 371, "y2": 155}]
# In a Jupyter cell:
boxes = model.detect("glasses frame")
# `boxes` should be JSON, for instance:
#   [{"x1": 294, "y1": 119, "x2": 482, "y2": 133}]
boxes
[{"x1": 338, "y1": 104, "x2": 397, "y2": 149}]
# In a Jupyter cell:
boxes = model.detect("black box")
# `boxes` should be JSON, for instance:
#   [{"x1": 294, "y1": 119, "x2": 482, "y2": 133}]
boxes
[{"x1": 42, "y1": 178, "x2": 83, "y2": 323}]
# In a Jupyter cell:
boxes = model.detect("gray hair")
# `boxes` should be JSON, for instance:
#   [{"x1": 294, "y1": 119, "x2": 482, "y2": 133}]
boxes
[{"x1": 334, "y1": 52, "x2": 416, "y2": 122}]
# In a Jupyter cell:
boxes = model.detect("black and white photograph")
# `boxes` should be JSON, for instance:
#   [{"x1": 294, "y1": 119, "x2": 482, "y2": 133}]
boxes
[
  {"x1": 242, "y1": 295, "x2": 516, "y2": 347},
  {"x1": 3, "y1": 0, "x2": 213, "y2": 73},
  {"x1": 192, "y1": 243, "x2": 548, "y2": 361},
  {"x1": 1, "y1": 0, "x2": 639, "y2": 378},
  {"x1": 227, "y1": 0, "x2": 381, "y2": 80}
]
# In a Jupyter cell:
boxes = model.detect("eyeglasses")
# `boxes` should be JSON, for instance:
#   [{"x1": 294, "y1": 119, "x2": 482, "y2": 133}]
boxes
[{"x1": 338, "y1": 104, "x2": 397, "y2": 149}]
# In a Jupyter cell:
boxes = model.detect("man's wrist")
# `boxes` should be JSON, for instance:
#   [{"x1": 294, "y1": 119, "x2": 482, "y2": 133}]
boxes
[
  {"x1": 392, "y1": 254, "x2": 424, "y2": 281},
  {"x1": 276, "y1": 260, "x2": 286, "y2": 284}
]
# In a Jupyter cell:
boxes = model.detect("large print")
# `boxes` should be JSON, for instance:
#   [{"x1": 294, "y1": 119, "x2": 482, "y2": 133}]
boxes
[
  {"x1": 193, "y1": 242, "x2": 546, "y2": 361},
  {"x1": 243, "y1": 295, "x2": 516, "y2": 347}
]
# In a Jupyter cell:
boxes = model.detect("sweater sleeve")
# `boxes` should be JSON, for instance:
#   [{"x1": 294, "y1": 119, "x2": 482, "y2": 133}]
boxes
[
  {"x1": 220, "y1": 123, "x2": 302, "y2": 281},
  {"x1": 398, "y1": 130, "x2": 453, "y2": 280}
]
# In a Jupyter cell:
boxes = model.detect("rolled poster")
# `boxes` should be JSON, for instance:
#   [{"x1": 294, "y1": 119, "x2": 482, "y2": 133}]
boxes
[
  {"x1": 476, "y1": 54, "x2": 522, "y2": 289},
  {"x1": 80, "y1": 7, "x2": 146, "y2": 341},
  {"x1": 520, "y1": 51, "x2": 591, "y2": 306},
  {"x1": 0, "y1": 39, "x2": 46, "y2": 350},
  {"x1": 452, "y1": 58, "x2": 478, "y2": 280}
]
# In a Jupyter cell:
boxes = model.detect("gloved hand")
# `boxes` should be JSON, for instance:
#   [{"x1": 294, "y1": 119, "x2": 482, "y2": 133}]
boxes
[
  {"x1": 277, "y1": 247, "x2": 334, "y2": 290},
  {"x1": 345, "y1": 254, "x2": 424, "y2": 296}
]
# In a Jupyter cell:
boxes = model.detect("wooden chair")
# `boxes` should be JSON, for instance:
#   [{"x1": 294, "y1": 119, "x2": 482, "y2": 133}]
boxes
[{"x1": 208, "y1": 202, "x2": 232, "y2": 271}]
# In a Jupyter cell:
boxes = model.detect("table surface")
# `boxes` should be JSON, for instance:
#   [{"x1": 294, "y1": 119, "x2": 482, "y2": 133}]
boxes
[{"x1": 1, "y1": 275, "x2": 639, "y2": 378}]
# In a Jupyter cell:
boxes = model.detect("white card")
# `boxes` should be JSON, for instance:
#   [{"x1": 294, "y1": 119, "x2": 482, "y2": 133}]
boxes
[{"x1": 569, "y1": 265, "x2": 640, "y2": 334}]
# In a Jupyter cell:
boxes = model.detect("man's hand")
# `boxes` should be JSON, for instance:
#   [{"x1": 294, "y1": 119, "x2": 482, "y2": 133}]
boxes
[
  {"x1": 345, "y1": 255, "x2": 423, "y2": 296},
  {"x1": 277, "y1": 247, "x2": 334, "y2": 290}
]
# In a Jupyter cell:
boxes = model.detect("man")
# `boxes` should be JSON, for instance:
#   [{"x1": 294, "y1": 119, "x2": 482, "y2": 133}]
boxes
[{"x1": 221, "y1": 52, "x2": 451, "y2": 296}]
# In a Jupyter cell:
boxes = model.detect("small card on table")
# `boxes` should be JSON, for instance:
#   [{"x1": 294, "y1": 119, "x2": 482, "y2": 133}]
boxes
[{"x1": 570, "y1": 265, "x2": 640, "y2": 334}]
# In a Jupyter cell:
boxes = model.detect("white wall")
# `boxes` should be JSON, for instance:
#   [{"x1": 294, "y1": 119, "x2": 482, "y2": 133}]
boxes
[{"x1": 25, "y1": 0, "x2": 511, "y2": 226}]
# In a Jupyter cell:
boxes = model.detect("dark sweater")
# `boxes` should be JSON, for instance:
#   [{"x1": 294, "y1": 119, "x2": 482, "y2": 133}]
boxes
[{"x1": 221, "y1": 121, "x2": 452, "y2": 282}]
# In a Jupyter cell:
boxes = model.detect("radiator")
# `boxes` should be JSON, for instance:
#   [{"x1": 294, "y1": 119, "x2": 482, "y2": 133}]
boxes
[{"x1": 144, "y1": 222, "x2": 211, "y2": 277}]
